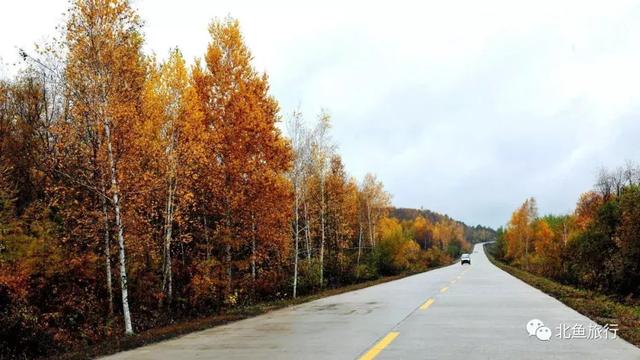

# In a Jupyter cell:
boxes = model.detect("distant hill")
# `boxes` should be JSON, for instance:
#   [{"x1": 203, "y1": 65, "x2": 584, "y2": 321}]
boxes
[{"x1": 390, "y1": 207, "x2": 497, "y2": 244}]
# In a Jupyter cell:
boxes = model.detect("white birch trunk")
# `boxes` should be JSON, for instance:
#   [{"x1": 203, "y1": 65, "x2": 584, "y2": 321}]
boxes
[
  {"x1": 161, "y1": 181, "x2": 174, "y2": 304},
  {"x1": 251, "y1": 216, "x2": 256, "y2": 285},
  {"x1": 226, "y1": 205, "x2": 232, "y2": 294},
  {"x1": 304, "y1": 200, "x2": 311, "y2": 262},
  {"x1": 104, "y1": 120, "x2": 133, "y2": 335},
  {"x1": 101, "y1": 180, "x2": 114, "y2": 317},
  {"x1": 367, "y1": 199, "x2": 374, "y2": 247},
  {"x1": 357, "y1": 219, "x2": 363, "y2": 267},
  {"x1": 319, "y1": 176, "x2": 325, "y2": 287},
  {"x1": 293, "y1": 189, "x2": 299, "y2": 298}
]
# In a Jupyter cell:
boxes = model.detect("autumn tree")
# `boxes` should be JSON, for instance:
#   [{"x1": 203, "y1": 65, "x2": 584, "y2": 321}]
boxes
[
  {"x1": 140, "y1": 49, "x2": 205, "y2": 305},
  {"x1": 412, "y1": 216, "x2": 433, "y2": 250},
  {"x1": 617, "y1": 185, "x2": 640, "y2": 294},
  {"x1": 573, "y1": 191, "x2": 603, "y2": 232},
  {"x1": 375, "y1": 217, "x2": 424, "y2": 274},
  {"x1": 530, "y1": 217, "x2": 559, "y2": 276},
  {"x1": 324, "y1": 155, "x2": 358, "y2": 282},
  {"x1": 309, "y1": 110, "x2": 334, "y2": 286},
  {"x1": 360, "y1": 173, "x2": 391, "y2": 248},
  {"x1": 432, "y1": 218, "x2": 468, "y2": 258},
  {"x1": 192, "y1": 18, "x2": 292, "y2": 301},
  {"x1": 65, "y1": 0, "x2": 147, "y2": 335},
  {"x1": 286, "y1": 110, "x2": 312, "y2": 298},
  {"x1": 504, "y1": 197, "x2": 537, "y2": 262}
]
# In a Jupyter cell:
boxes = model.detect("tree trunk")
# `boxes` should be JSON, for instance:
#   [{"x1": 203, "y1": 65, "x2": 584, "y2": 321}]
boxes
[
  {"x1": 203, "y1": 215, "x2": 211, "y2": 261},
  {"x1": 251, "y1": 215, "x2": 256, "y2": 290},
  {"x1": 161, "y1": 180, "x2": 174, "y2": 305},
  {"x1": 226, "y1": 244, "x2": 232, "y2": 293},
  {"x1": 104, "y1": 120, "x2": 133, "y2": 335},
  {"x1": 225, "y1": 205, "x2": 232, "y2": 294},
  {"x1": 319, "y1": 176, "x2": 325, "y2": 287},
  {"x1": 304, "y1": 200, "x2": 311, "y2": 262},
  {"x1": 101, "y1": 179, "x2": 114, "y2": 317},
  {"x1": 162, "y1": 129, "x2": 177, "y2": 305},
  {"x1": 293, "y1": 190, "x2": 299, "y2": 298},
  {"x1": 335, "y1": 215, "x2": 341, "y2": 274},
  {"x1": 357, "y1": 220, "x2": 363, "y2": 267},
  {"x1": 367, "y1": 199, "x2": 374, "y2": 247}
]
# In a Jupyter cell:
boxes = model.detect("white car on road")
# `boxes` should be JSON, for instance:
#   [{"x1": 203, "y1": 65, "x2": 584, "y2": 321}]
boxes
[{"x1": 461, "y1": 253, "x2": 471, "y2": 265}]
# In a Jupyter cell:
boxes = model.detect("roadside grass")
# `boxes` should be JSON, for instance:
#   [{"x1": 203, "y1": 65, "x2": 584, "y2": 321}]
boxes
[
  {"x1": 57, "y1": 269, "x2": 439, "y2": 360},
  {"x1": 484, "y1": 243, "x2": 640, "y2": 347}
]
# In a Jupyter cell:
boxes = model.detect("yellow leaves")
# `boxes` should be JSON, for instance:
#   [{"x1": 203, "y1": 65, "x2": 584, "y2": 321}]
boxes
[
  {"x1": 503, "y1": 197, "x2": 538, "y2": 260},
  {"x1": 378, "y1": 217, "x2": 403, "y2": 240},
  {"x1": 376, "y1": 216, "x2": 435, "y2": 272},
  {"x1": 432, "y1": 218, "x2": 465, "y2": 250},
  {"x1": 393, "y1": 240, "x2": 421, "y2": 271},
  {"x1": 533, "y1": 219, "x2": 554, "y2": 252}
]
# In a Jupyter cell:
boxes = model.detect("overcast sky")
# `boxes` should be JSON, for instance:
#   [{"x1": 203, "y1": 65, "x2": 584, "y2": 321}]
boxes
[{"x1": 2, "y1": 0, "x2": 640, "y2": 228}]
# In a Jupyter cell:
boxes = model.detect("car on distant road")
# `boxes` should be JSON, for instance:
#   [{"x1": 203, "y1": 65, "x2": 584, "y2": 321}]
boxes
[{"x1": 461, "y1": 253, "x2": 471, "y2": 265}]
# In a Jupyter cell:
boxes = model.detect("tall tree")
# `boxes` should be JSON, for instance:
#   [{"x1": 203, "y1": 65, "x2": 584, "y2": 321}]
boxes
[
  {"x1": 287, "y1": 110, "x2": 310, "y2": 298},
  {"x1": 193, "y1": 18, "x2": 291, "y2": 301},
  {"x1": 65, "y1": 0, "x2": 146, "y2": 335},
  {"x1": 309, "y1": 110, "x2": 333, "y2": 287},
  {"x1": 361, "y1": 173, "x2": 391, "y2": 248},
  {"x1": 141, "y1": 49, "x2": 199, "y2": 305}
]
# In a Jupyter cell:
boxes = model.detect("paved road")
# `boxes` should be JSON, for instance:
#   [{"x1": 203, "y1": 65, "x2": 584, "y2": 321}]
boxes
[{"x1": 103, "y1": 244, "x2": 640, "y2": 360}]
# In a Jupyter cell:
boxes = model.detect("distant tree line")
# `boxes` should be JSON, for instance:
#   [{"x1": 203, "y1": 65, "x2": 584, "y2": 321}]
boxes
[
  {"x1": 493, "y1": 162, "x2": 640, "y2": 298},
  {"x1": 392, "y1": 208, "x2": 497, "y2": 245}
]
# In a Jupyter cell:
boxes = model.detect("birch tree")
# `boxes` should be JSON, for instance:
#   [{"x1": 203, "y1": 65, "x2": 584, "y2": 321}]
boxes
[
  {"x1": 361, "y1": 173, "x2": 391, "y2": 248},
  {"x1": 310, "y1": 110, "x2": 334, "y2": 287},
  {"x1": 65, "y1": 0, "x2": 146, "y2": 335},
  {"x1": 287, "y1": 110, "x2": 312, "y2": 298},
  {"x1": 142, "y1": 49, "x2": 192, "y2": 305}
]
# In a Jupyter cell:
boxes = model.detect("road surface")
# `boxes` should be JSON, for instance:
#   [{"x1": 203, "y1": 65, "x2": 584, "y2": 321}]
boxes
[{"x1": 103, "y1": 243, "x2": 640, "y2": 359}]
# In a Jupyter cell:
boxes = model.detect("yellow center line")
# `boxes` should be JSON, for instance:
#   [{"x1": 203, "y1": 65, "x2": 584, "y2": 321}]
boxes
[
  {"x1": 358, "y1": 331, "x2": 400, "y2": 360},
  {"x1": 419, "y1": 298, "x2": 435, "y2": 310},
  {"x1": 440, "y1": 286, "x2": 449, "y2": 293}
]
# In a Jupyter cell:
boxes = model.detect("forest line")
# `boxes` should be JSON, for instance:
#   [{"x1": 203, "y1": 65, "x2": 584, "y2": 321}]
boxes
[{"x1": 494, "y1": 163, "x2": 640, "y2": 298}]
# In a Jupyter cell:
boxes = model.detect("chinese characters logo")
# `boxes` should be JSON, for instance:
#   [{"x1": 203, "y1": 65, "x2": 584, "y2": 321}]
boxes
[{"x1": 526, "y1": 319, "x2": 618, "y2": 341}]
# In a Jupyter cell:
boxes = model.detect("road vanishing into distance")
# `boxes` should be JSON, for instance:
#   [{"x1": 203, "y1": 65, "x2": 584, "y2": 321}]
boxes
[{"x1": 103, "y1": 244, "x2": 640, "y2": 360}]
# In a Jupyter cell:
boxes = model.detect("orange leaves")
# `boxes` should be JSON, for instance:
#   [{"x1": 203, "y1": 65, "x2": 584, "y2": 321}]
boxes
[
  {"x1": 574, "y1": 191, "x2": 604, "y2": 232},
  {"x1": 503, "y1": 197, "x2": 538, "y2": 260},
  {"x1": 501, "y1": 197, "x2": 572, "y2": 275},
  {"x1": 533, "y1": 219, "x2": 554, "y2": 253},
  {"x1": 189, "y1": 17, "x2": 293, "y2": 295}
]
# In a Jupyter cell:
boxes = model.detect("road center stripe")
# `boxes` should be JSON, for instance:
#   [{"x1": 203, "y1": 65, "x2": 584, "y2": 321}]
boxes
[
  {"x1": 420, "y1": 298, "x2": 435, "y2": 310},
  {"x1": 358, "y1": 332, "x2": 400, "y2": 360},
  {"x1": 440, "y1": 286, "x2": 449, "y2": 293}
]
